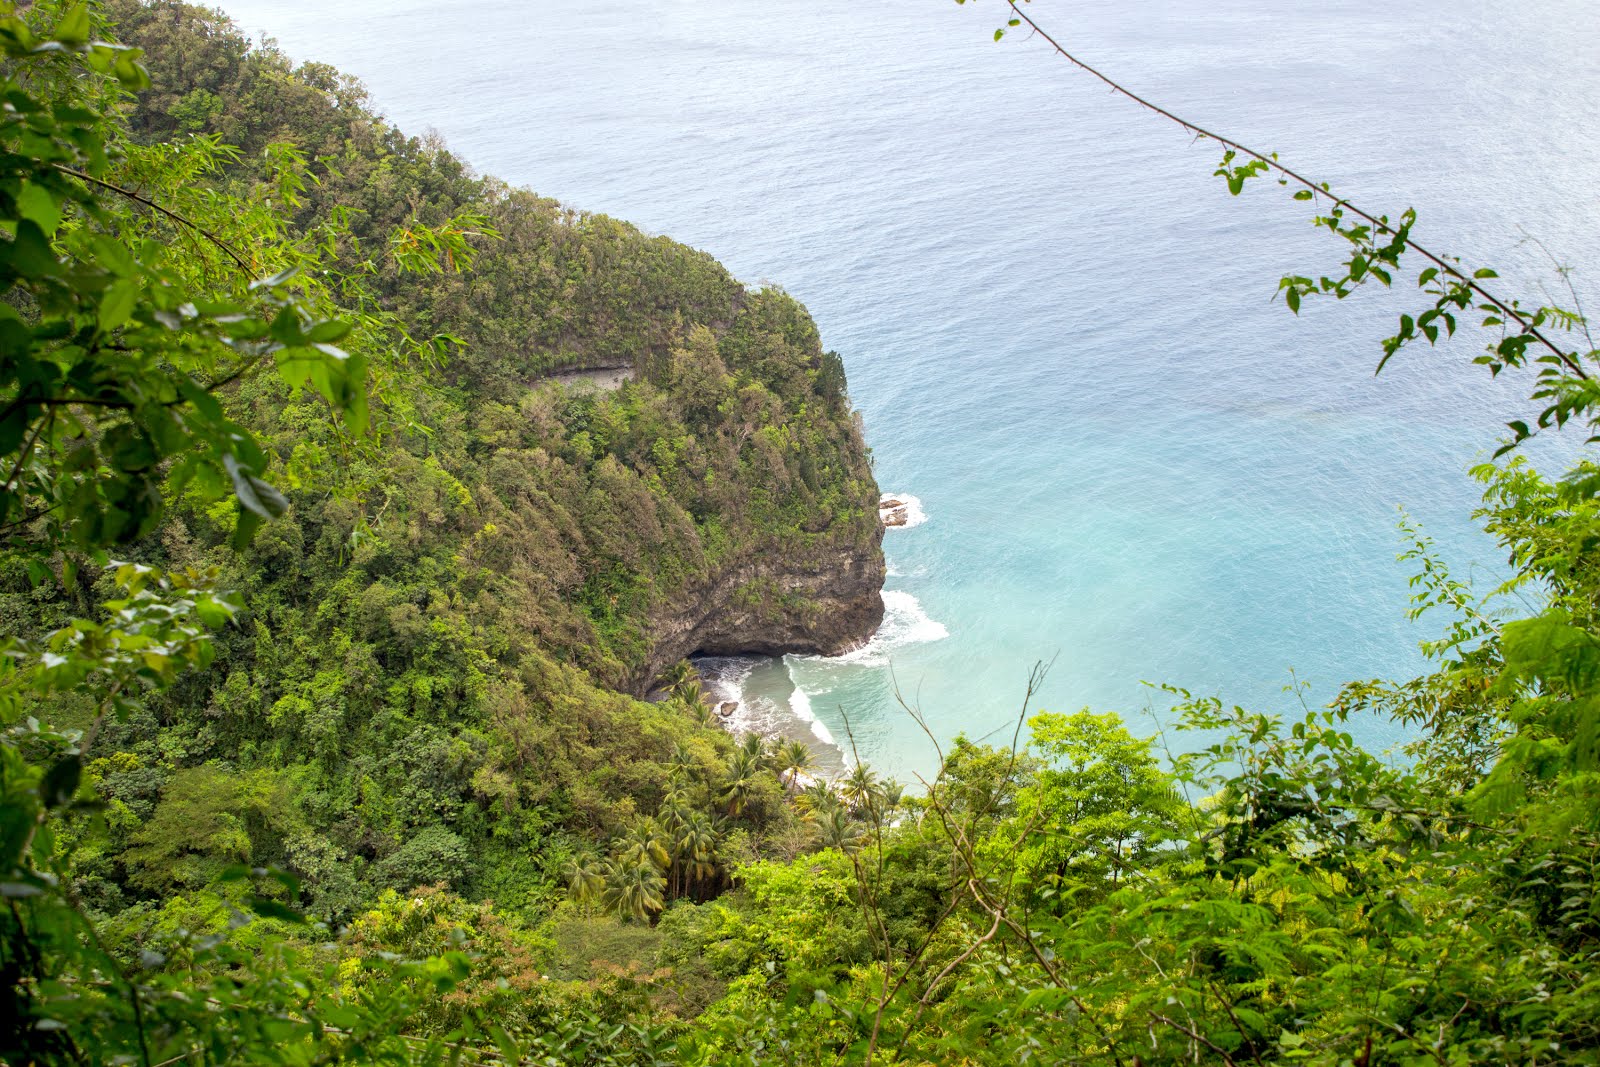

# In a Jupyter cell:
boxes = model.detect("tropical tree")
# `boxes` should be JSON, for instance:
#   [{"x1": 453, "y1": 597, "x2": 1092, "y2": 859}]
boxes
[
  {"x1": 600, "y1": 854, "x2": 666, "y2": 923},
  {"x1": 999, "y1": 710, "x2": 1183, "y2": 909},
  {"x1": 617, "y1": 815, "x2": 672, "y2": 873},
  {"x1": 660, "y1": 659, "x2": 696, "y2": 694},
  {"x1": 673, "y1": 811, "x2": 720, "y2": 899},
  {"x1": 810, "y1": 804, "x2": 866, "y2": 856},
  {"x1": 878, "y1": 777, "x2": 905, "y2": 817},
  {"x1": 796, "y1": 777, "x2": 839, "y2": 817},
  {"x1": 667, "y1": 741, "x2": 698, "y2": 784},
  {"x1": 562, "y1": 852, "x2": 607, "y2": 914},
  {"x1": 738, "y1": 731, "x2": 772, "y2": 770},
  {"x1": 685, "y1": 695, "x2": 715, "y2": 728},
  {"x1": 777, "y1": 739, "x2": 815, "y2": 789},
  {"x1": 840, "y1": 762, "x2": 882, "y2": 816},
  {"x1": 720, "y1": 749, "x2": 762, "y2": 817},
  {"x1": 671, "y1": 674, "x2": 704, "y2": 709}
]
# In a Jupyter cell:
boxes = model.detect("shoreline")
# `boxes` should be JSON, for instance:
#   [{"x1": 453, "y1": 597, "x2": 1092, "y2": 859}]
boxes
[
  {"x1": 695, "y1": 654, "x2": 851, "y2": 778},
  {"x1": 692, "y1": 489, "x2": 938, "y2": 778}
]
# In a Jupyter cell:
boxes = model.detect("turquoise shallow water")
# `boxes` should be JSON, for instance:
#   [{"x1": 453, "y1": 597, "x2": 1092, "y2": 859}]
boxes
[{"x1": 219, "y1": 0, "x2": 1600, "y2": 782}]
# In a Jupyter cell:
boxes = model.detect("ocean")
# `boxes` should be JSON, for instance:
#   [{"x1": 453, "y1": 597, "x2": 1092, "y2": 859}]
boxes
[{"x1": 216, "y1": 0, "x2": 1600, "y2": 784}]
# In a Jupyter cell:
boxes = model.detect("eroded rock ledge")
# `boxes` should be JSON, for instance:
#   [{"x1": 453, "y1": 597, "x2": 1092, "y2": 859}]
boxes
[{"x1": 631, "y1": 526, "x2": 886, "y2": 693}]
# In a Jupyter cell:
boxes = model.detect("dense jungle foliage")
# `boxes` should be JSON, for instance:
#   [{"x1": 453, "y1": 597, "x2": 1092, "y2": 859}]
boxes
[{"x1": 3, "y1": 1, "x2": 1600, "y2": 1064}]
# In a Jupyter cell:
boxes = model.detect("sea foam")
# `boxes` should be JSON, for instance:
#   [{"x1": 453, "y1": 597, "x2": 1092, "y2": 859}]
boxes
[
  {"x1": 695, "y1": 654, "x2": 845, "y2": 765},
  {"x1": 783, "y1": 664, "x2": 838, "y2": 747},
  {"x1": 827, "y1": 589, "x2": 949, "y2": 668},
  {"x1": 879, "y1": 491, "x2": 928, "y2": 530}
]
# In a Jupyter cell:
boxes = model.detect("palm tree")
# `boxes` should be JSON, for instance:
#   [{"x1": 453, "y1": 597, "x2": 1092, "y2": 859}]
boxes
[
  {"x1": 659, "y1": 786, "x2": 694, "y2": 827},
  {"x1": 660, "y1": 659, "x2": 696, "y2": 694},
  {"x1": 619, "y1": 815, "x2": 672, "y2": 872},
  {"x1": 738, "y1": 732, "x2": 769, "y2": 767},
  {"x1": 674, "y1": 812, "x2": 720, "y2": 899},
  {"x1": 667, "y1": 742, "x2": 698, "y2": 784},
  {"x1": 671, "y1": 673, "x2": 704, "y2": 709},
  {"x1": 602, "y1": 854, "x2": 666, "y2": 922},
  {"x1": 796, "y1": 778, "x2": 839, "y2": 817},
  {"x1": 879, "y1": 777, "x2": 905, "y2": 816},
  {"x1": 687, "y1": 697, "x2": 714, "y2": 728},
  {"x1": 721, "y1": 749, "x2": 761, "y2": 817},
  {"x1": 840, "y1": 762, "x2": 882, "y2": 815},
  {"x1": 562, "y1": 852, "x2": 607, "y2": 914},
  {"x1": 656, "y1": 792, "x2": 695, "y2": 897},
  {"x1": 777, "y1": 739, "x2": 815, "y2": 790},
  {"x1": 811, "y1": 805, "x2": 866, "y2": 856}
]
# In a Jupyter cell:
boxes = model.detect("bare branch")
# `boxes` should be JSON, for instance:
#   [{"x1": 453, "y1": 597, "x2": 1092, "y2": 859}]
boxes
[
  {"x1": 1000, "y1": 0, "x2": 1589, "y2": 382},
  {"x1": 55, "y1": 164, "x2": 256, "y2": 275}
]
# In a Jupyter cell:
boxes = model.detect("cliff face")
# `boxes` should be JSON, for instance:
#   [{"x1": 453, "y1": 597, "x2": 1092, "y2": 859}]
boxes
[{"x1": 635, "y1": 529, "x2": 886, "y2": 693}]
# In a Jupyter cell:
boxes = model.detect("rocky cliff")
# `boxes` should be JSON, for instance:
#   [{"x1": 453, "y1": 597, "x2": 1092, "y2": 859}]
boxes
[{"x1": 635, "y1": 530, "x2": 886, "y2": 693}]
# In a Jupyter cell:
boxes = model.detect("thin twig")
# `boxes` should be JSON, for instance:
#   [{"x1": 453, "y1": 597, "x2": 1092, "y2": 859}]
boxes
[
  {"x1": 1000, "y1": 0, "x2": 1589, "y2": 381},
  {"x1": 3, "y1": 407, "x2": 51, "y2": 492},
  {"x1": 54, "y1": 164, "x2": 255, "y2": 274},
  {"x1": 1149, "y1": 1012, "x2": 1240, "y2": 1066}
]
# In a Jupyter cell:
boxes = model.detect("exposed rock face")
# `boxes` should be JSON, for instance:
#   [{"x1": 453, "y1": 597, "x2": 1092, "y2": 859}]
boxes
[{"x1": 631, "y1": 527, "x2": 886, "y2": 694}]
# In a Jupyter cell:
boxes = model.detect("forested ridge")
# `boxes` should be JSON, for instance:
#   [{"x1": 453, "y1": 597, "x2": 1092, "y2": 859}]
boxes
[{"x1": 4, "y1": 2, "x2": 1600, "y2": 1065}]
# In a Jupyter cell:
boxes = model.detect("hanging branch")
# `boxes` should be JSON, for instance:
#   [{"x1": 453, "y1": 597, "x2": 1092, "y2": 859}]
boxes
[
  {"x1": 992, "y1": 0, "x2": 1590, "y2": 383},
  {"x1": 55, "y1": 164, "x2": 256, "y2": 275}
]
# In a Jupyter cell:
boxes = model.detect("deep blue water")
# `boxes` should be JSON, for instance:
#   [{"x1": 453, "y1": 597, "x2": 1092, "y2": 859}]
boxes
[{"x1": 218, "y1": 0, "x2": 1600, "y2": 782}]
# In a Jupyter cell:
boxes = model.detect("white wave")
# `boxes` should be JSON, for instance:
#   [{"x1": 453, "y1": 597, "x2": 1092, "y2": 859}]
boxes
[
  {"x1": 826, "y1": 589, "x2": 949, "y2": 668},
  {"x1": 879, "y1": 491, "x2": 927, "y2": 530},
  {"x1": 695, "y1": 656, "x2": 756, "y2": 707},
  {"x1": 784, "y1": 663, "x2": 838, "y2": 747},
  {"x1": 696, "y1": 656, "x2": 845, "y2": 768}
]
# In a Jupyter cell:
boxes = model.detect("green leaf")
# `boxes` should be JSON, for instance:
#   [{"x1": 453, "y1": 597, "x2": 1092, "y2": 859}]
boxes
[
  {"x1": 223, "y1": 454, "x2": 288, "y2": 520},
  {"x1": 40, "y1": 755, "x2": 81, "y2": 809},
  {"x1": 176, "y1": 376, "x2": 224, "y2": 424},
  {"x1": 96, "y1": 279, "x2": 138, "y2": 333},
  {"x1": 16, "y1": 182, "x2": 63, "y2": 236},
  {"x1": 6, "y1": 219, "x2": 58, "y2": 276},
  {"x1": 305, "y1": 319, "x2": 351, "y2": 343},
  {"x1": 54, "y1": 4, "x2": 91, "y2": 47},
  {"x1": 246, "y1": 896, "x2": 306, "y2": 924},
  {"x1": 110, "y1": 47, "x2": 151, "y2": 90},
  {"x1": 231, "y1": 506, "x2": 263, "y2": 551}
]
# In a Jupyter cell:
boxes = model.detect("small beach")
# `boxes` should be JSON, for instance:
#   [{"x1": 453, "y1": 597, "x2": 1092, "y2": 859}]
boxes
[{"x1": 696, "y1": 491, "x2": 947, "y2": 778}]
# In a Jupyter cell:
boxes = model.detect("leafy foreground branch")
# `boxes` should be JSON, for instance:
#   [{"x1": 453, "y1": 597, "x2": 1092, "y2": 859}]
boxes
[{"x1": 5, "y1": 0, "x2": 1600, "y2": 1064}]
